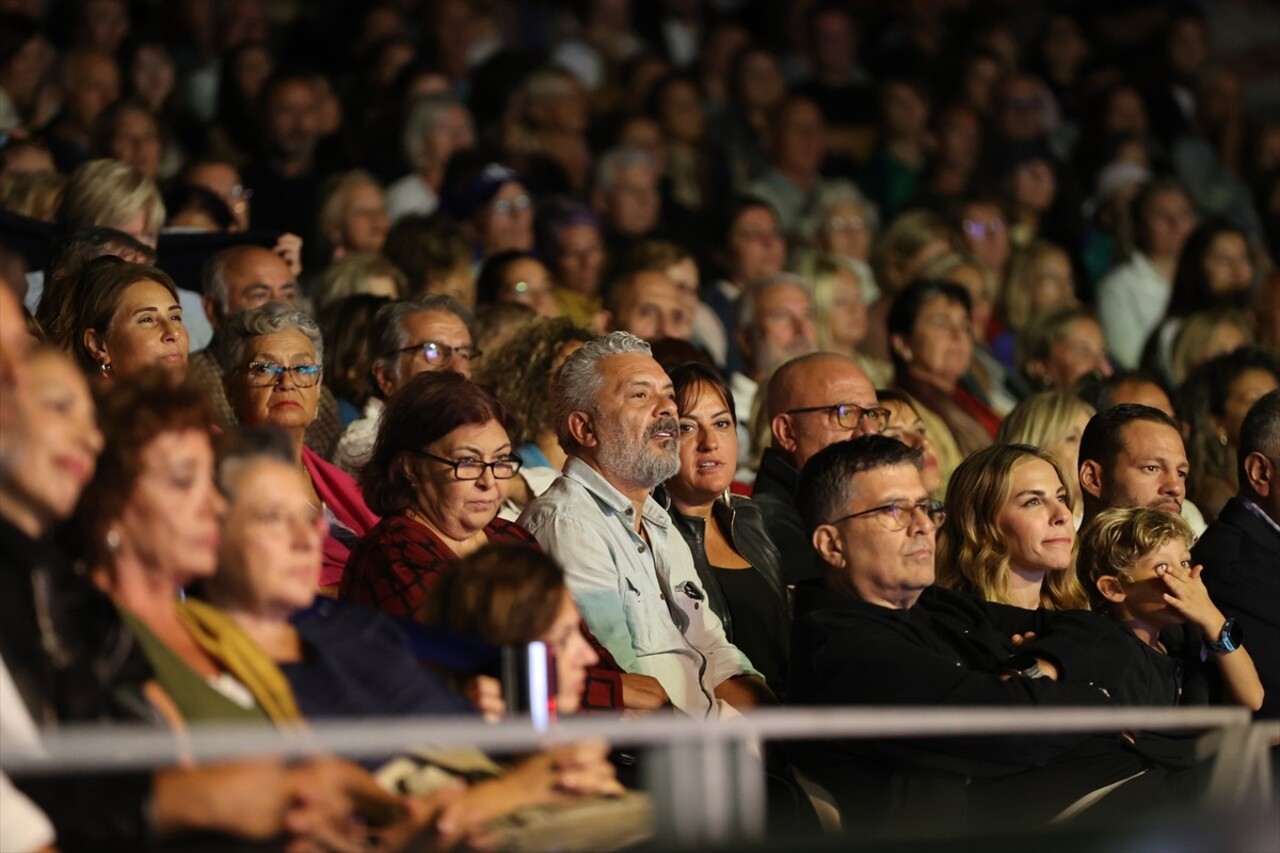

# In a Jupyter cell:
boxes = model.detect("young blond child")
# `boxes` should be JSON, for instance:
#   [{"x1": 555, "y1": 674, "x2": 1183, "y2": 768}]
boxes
[{"x1": 1077, "y1": 507, "x2": 1263, "y2": 711}]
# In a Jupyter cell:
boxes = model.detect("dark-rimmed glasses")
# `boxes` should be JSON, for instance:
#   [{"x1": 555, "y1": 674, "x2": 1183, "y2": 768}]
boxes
[
  {"x1": 246, "y1": 362, "x2": 323, "y2": 387},
  {"x1": 785, "y1": 402, "x2": 891, "y2": 432},
  {"x1": 827, "y1": 499, "x2": 946, "y2": 531},
  {"x1": 395, "y1": 341, "x2": 483, "y2": 366},
  {"x1": 412, "y1": 450, "x2": 523, "y2": 481}
]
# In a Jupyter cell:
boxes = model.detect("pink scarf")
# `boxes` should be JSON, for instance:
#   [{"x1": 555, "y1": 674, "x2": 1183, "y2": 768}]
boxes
[{"x1": 302, "y1": 446, "x2": 380, "y2": 588}]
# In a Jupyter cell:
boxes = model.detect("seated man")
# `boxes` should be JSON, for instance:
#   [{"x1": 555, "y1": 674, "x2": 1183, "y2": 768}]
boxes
[
  {"x1": 753, "y1": 351, "x2": 887, "y2": 584},
  {"x1": 519, "y1": 332, "x2": 771, "y2": 716},
  {"x1": 1194, "y1": 389, "x2": 1280, "y2": 718},
  {"x1": 788, "y1": 435, "x2": 1163, "y2": 835},
  {"x1": 1078, "y1": 403, "x2": 1190, "y2": 529}
]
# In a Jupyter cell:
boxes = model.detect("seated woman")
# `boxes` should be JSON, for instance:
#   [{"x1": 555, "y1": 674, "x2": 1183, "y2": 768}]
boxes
[
  {"x1": 340, "y1": 371, "x2": 536, "y2": 620},
  {"x1": 660, "y1": 362, "x2": 788, "y2": 694},
  {"x1": 997, "y1": 391, "x2": 1096, "y2": 528},
  {"x1": 936, "y1": 443, "x2": 1090, "y2": 611},
  {"x1": 1012, "y1": 305, "x2": 1112, "y2": 399},
  {"x1": 888, "y1": 278, "x2": 999, "y2": 457},
  {"x1": 790, "y1": 250, "x2": 892, "y2": 387},
  {"x1": 219, "y1": 301, "x2": 378, "y2": 593},
  {"x1": 474, "y1": 316, "x2": 593, "y2": 519},
  {"x1": 68, "y1": 256, "x2": 189, "y2": 384},
  {"x1": 75, "y1": 372, "x2": 300, "y2": 724},
  {"x1": 474, "y1": 250, "x2": 561, "y2": 319},
  {"x1": 875, "y1": 388, "x2": 948, "y2": 497},
  {"x1": 199, "y1": 427, "x2": 477, "y2": 720},
  {"x1": 427, "y1": 544, "x2": 605, "y2": 715}
]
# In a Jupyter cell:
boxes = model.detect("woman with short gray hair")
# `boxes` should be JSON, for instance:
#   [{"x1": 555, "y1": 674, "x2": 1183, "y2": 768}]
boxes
[{"x1": 221, "y1": 301, "x2": 378, "y2": 593}]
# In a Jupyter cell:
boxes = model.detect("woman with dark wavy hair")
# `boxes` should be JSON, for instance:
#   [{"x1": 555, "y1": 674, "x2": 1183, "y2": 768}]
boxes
[{"x1": 340, "y1": 371, "x2": 535, "y2": 620}]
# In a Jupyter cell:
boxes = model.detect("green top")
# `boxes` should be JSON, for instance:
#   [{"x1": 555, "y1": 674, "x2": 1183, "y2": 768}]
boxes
[{"x1": 120, "y1": 609, "x2": 269, "y2": 725}]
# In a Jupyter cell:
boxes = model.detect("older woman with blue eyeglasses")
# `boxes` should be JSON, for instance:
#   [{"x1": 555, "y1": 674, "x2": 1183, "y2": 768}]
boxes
[{"x1": 220, "y1": 302, "x2": 379, "y2": 594}]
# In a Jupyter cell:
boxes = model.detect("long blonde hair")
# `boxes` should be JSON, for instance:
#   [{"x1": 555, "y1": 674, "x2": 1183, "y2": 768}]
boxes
[
  {"x1": 996, "y1": 391, "x2": 1095, "y2": 511},
  {"x1": 937, "y1": 443, "x2": 1090, "y2": 610}
]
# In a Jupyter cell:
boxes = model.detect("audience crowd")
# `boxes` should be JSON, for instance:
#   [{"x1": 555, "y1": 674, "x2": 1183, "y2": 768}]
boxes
[{"x1": 1, "y1": 0, "x2": 1279, "y2": 848}]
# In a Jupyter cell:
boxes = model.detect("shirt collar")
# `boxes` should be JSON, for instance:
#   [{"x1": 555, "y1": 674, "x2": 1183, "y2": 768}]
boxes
[
  {"x1": 1239, "y1": 496, "x2": 1280, "y2": 536},
  {"x1": 563, "y1": 456, "x2": 668, "y2": 528}
]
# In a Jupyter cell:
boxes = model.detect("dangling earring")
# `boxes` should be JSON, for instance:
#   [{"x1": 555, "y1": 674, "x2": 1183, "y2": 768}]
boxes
[
  {"x1": 1218, "y1": 432, "x2": 1228, "y2": 447},
  {"x1": 105, "y1": 529, "x2": 121, "y2": 552}
]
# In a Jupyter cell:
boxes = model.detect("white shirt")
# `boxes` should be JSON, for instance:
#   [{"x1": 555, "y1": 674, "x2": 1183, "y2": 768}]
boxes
[
  {"x1": 1096, "y1": 252, "x2": 1171, "y2": 369},
  {"x1": 385, "y1": 173, "x2": 440, "y2": 222},
  {"x1": 333, "y1": 397, "x2": 385, "y2": 475},
  {"x1": 518, "y1": 457, "x2": 759, "y2": 716},
  {"x1": 0, "y1": 658, "x2": 54, "y2": 851}
]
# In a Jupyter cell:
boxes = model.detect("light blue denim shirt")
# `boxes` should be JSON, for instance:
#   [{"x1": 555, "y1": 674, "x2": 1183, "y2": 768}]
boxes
[{"x1": 518, "y1": 456, "x2": 759, "y2": 717}]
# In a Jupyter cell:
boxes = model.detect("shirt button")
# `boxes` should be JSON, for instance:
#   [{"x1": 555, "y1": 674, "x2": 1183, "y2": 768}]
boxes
[
  {"x1": 625, "y1": 507, "x2": 634, "y2": 515},
  {"x1": 638, "y1": 544, "x2": 647, "y2": 554}
]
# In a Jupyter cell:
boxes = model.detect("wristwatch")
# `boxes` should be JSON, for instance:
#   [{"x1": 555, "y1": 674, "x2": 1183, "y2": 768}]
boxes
[
  {"x1": 1207, "y1": 618, "x2": 1244, "y2": 653},
  {"x1": 1003, "y1": 653, "x2": 1044, "y2": 679}
]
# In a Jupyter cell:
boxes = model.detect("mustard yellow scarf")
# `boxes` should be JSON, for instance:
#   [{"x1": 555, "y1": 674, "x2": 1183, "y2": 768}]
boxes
[{"x1": 176, "y1": 598, "x2": 304, "y2": 725}]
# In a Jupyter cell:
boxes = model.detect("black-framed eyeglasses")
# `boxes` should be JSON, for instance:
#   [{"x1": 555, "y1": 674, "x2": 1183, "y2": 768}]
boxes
[
  {"x1": 395, "y1": 341, "x2": 483, "y2": 366},
  {"x1": 827, "y1": 499, "x2": 946, "y2": 531},
  {"x1": 785, "y1": 402, "x2": 891, "y2": 432},
  {"x1": 412, "y1": 450, "x2": 523, "y2": 480},
  {"x1": 246, "y1": 361, "x2": 323, "y2": 387}
]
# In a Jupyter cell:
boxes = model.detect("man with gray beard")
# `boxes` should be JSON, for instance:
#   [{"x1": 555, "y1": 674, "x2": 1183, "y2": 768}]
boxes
[{"x1": 519, "y1": 332, "x2": 771, "y2": 716}]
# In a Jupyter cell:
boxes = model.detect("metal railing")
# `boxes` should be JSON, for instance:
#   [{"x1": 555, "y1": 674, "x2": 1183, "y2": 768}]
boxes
[{"x1": 4, "y1": 706, "x2": 1275, "y2": 845}]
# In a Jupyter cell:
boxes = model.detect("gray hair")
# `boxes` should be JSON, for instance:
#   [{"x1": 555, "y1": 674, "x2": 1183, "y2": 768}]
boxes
[
  {"x1": 553, "y1": 331, "x2": 652, "y2": 451},
  {"x1": 736, "y1": 272, "x2": 811, "y2": 331},
  {"x1": 797, "y1": 180, "x2": 880, "y2": 245},
  {"x1": 594, "y1": 146, "x2": 654, "y2": 193},
  {"x1": 202, "y1": 248, "x2": 233, "y2": 314},
  {"x1": 217, "y1": 301, "x2": 325, "y2": 376},
  {"x1": 368, "y1": 294, "x2": 475, "y2": 391},
  {"x1": 402, "y1": 94, "x2": 472, "y2": 171}
]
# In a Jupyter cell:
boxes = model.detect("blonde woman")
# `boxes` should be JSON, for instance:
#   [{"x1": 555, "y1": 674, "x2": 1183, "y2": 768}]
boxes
[
  {"x1": 997, "y1": 391, "x2": 1096, "y2": 528},
  {"x1": 994, "y1": 240, "x2": 1079, "y2": 367},
  {"x1": 789, "y1": 250, "x2": 892, "y2": 386},
  {"x1": 937, "y1": 443, "x2": 1090, "y2": 611}
]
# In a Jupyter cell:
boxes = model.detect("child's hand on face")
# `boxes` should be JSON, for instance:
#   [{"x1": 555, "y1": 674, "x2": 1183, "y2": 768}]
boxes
[{"x1": 1157, "y1": 562, "x2": 1226, "y2": 638}]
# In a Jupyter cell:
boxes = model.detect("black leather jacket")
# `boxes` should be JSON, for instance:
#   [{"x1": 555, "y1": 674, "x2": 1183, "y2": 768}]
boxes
[{"x1": 660, "y1": 491, "x2": 789, "y2": 643}]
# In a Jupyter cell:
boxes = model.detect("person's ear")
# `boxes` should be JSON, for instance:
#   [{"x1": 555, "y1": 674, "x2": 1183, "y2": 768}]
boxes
[
  {"x1": 567, "y1": 411, "x2": 596, "y2": 448},
  {"x1": 603, "y1": 310, "x2": 618, "y2": 334},
  {"x1": 1079, "y1": 459, "x2": 1104, "y2": 500},
  {"x1": 889, "y1": 332, "x2": 912, "y2": 365},
  {"x1": 772, "y1": 412, "x2": 798, "y2": 453},
  {"x1": 736, "y1": 325, "x2": 755, "y2": 365},
  {"x1": 1243, "y1": 451, "x2": 1273, "y2": 497},
  {"x1": 372, "y1": 361, "x2": 396, "y2": 399},
  {"x1": 83, "y1": 328, "x2": 109, "y2": 370},
  {"x1": 201, "y1": 295, "x2": 219, "y2": 327},
  {"x1": 1096, "y1": 575, "x2": 1126, "y2": 605},
  {"x1": 813, "y1": 524, "x2": 846, "y2": 569}
]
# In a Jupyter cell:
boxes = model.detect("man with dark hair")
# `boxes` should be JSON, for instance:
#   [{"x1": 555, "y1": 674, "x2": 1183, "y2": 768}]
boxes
[
  {"x1": 1194, "y1": 390, "x2": 1280, "y2": 718},
  {"x1": 1078, "y1": 403, "x2": 1189, "y2": 525},
  {"x1": 789, "y1": 435, "x2": 1161, "y2": 835}
]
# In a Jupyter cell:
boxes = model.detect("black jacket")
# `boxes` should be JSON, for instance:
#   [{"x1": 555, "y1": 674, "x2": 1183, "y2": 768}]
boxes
[
  {"x1": 1194, "y1": 496, "x2": 1280, "y2": 718},
  {"x1": 666, "y1": 494, "x2": 789, "y2": 690},
  {"x1": 0, "y1": 515, "x2": 159, "y2": 846},
  {"x1": 751, "y1": 448, "x2": 823, "y2": 585},
  {"x1": 786, "y1": 582, "x2": 1148, "y2": 833}
]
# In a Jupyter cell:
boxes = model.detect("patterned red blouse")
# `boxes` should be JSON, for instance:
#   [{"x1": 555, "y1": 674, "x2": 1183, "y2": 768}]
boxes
[
  {"x1": 339, "y1": 514, "x2": 535, "y2": 619},
  {"x1": 339, "y1": 513, "x2": 627, "y2": 710}
]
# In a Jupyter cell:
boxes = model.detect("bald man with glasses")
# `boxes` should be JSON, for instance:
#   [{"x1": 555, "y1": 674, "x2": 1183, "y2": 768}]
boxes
[{"x1": 753, "y1": 351, "x2": 889, "y2": 584}]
